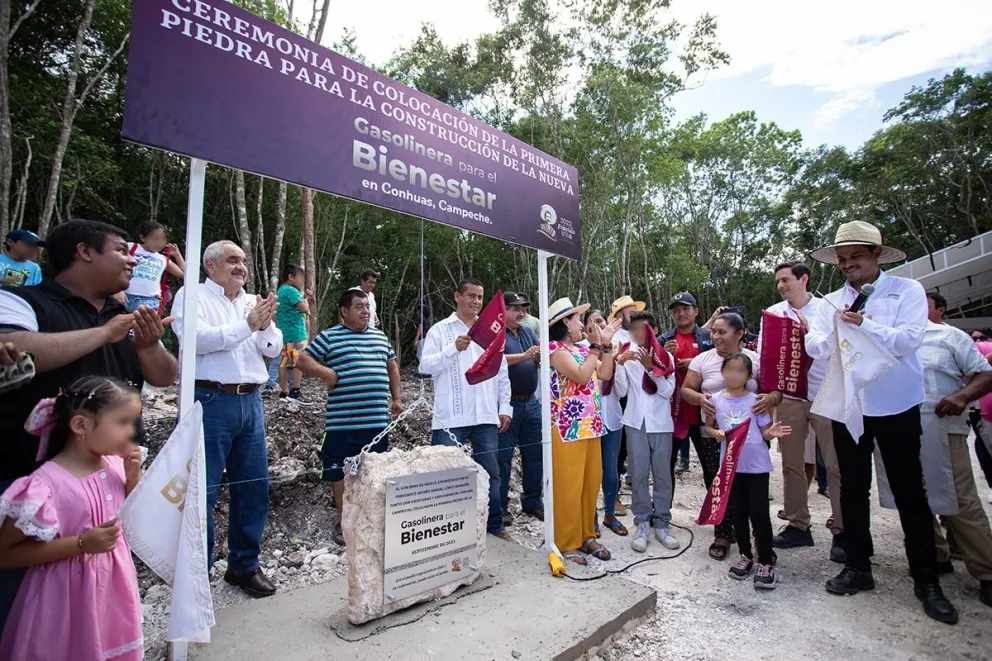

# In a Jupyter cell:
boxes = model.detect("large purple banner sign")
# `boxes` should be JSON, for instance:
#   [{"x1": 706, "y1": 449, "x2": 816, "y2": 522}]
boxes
[{"x1": 122, "y1": 0, "x2": 581, "y2": 260}]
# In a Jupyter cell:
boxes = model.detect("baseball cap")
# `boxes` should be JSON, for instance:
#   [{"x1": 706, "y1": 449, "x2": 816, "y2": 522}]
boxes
[
  {"x1": 5, "y1": 229, "x2": 44, "y2": 247},
  {"x1": 504, "y1": 292, "x2": 530, "y2": 308},
  {"x1": 668, "y1": 292, "x2": 697, "y2": 309}
]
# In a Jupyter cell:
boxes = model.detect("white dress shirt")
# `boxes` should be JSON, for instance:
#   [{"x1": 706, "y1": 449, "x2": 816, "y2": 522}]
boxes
[
  {"x1": 921, "y1": 321, "x2": 992, "y2": 434},
  {"x1": 805, "y1": 270, "x2": 927, "y2": 416},
  {"x1": 613, "y1": 352, "x2": 676, "y2": 433},
  {"x1": 757, "y1": 295, "x2": 830, "y2": 401},
  {"x1": 172, "y1": 279, "x2": 283, "y2": 384},
  {"x1": 419, "y1": 313, "x2": 512, "y2": 430}
]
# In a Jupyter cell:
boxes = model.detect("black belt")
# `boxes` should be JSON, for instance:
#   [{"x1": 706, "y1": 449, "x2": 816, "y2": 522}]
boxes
[
  {"x1": 194, "y1": 380, "x2": 259, "y2": 395},
  {"x1": 511, "y1": 393, "x2": 535, "y2": 402}
]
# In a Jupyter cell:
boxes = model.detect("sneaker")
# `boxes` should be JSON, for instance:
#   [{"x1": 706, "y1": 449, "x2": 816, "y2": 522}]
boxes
[
  {"x1": 825, "y1": 567, "x2": 875, "y2": 595},
  {"x1": 262, "y1": 386, "x2": 276, "y2": 398},
  {"x1": 655, "y1": 527, "x2": 680, "y2": 550},
  {"x1": 286, "y1": 389, "x2": 311, "y2": 405},
  {"x1": 631, "y1": 522, "x2": 650, "y2": 553},
  {"x1": 331, "y1": 521, "x2": 345, "y2": 546},
  {"x1": 772, "y1": 525, "x2": 814, "y2": 549},
  {"x1": 754, "y1": 563, "x2": 777, "y2": 590},
  {"x1": 817, "y1": 486, "x2": 829, "y2": 498},
  {"x1": 622, "y1": 472, "x2": 632, "y2": 487},
  {"x1": 915, "y1": 583, "x2": 959, "y2": 624},
  {"x1": 614, "y1": 499, "x2": 628, "y2": 516},
  {"x1": 675, "y1": 458, "x2": 689, "y2": 474},
  {"x1": 728, "y1": 554, "x2": 753, "y2": 580},
  {"x1": 278, "y1": 391, "x2": 289, "y2": 401},
  {"x1": 502, "y1": 511, "x2": 513, "y2": 526}
]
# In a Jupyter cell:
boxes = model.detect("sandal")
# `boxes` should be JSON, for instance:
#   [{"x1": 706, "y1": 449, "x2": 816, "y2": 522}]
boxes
[
  {"x1": 581, "y1": 538, "x2": 612, "y2": 561},
  {"x1": 564, "y1": 552, "x2": 587, "y2": 566},
  {"x1": 603, "y1": 517, "x2": 628, "y2": 536},
  {"x1": 709, "y1": 537, "x2": 730, "y2": 561},
  {"x1": 594, "y1": 520, "x2": 601, "y2": 539}
]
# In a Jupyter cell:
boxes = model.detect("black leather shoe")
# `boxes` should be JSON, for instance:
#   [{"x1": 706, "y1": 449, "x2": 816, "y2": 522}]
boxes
[
  {"x1": 914, "y1": 583, "x2": 959, "y2": 624},
  {"x1": 522, "y1": 507, "x2": 545, "y2": 521},
  {"x1": 829, "y1": 540, "x2": 847, "y2": 564},
  {"x1": 979, "y1": 580, "x2": 992, "y2": 608},
  {"x1": 825, "y1": 567, "x2": 875, "y2": 595},
  {"x1": 224, "y1": 568, "x2": 277, "y2": 598},
  {"x1": 773, "y1": 525, "x2": 814, "y2": 549}
]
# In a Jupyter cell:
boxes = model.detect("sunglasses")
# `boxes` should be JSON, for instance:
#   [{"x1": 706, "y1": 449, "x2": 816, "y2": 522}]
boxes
[{"x1": 974, "y1": 335, "x2": 989, "y2": 342}]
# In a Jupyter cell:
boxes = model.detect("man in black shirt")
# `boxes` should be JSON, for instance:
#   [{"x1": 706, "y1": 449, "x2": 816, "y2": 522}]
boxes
[{"x1": 0, "y1": 219, "x2": 177, "y2": 626}]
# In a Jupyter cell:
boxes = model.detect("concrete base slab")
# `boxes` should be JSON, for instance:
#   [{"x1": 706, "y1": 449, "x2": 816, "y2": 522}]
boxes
[
  {"x1": 328, "y1": 572, "x2": 496, "y2": 642},
  {"x1": 190, "y1": 538, "x2": 656, "y2": 661}
]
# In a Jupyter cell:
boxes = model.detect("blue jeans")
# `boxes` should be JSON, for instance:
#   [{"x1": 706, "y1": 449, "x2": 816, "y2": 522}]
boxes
[
  {"x1": 600, "y1": 428, "x2": 622, "y2": 517},
  {"x1": 0, "y1": 479, "x2": 26, "y2": 632},
  {"x1": 196, "y1": 388, "x2": 269, "y2": 574},
  {"x1": 125, "y1": 293, "x2": 161, "y2": 312},
  {"x1": 432, "y1": 425, "x2": 503, "y2": 534},
  {"x1": 497, "y1": 398, "x2": 544, "y2": 513},
  {"x1": 678, "y1": 437, "x2": 691, "y2": 462},
  {"x1": 265, "y1": 357, "x2": 279, "y2": 389}
]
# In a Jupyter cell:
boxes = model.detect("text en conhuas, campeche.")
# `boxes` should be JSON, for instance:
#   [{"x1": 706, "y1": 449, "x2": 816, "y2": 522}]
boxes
[{"x1": 353, "y1": 140, "x2": 496, "y2": 211}]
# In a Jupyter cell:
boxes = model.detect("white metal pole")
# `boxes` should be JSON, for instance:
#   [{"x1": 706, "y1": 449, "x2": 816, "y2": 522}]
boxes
[
  {"x1": 537, "y1": 250, "x2": 559, "y2": 557},
  {"x1": 170, "y1": 157, "x2": 207, "y2": 661}
]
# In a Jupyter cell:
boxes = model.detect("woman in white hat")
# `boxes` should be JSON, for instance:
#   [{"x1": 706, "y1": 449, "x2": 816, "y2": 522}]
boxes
[{"x1": 547, "y1": 297, "x2": 620, "y2": 564}]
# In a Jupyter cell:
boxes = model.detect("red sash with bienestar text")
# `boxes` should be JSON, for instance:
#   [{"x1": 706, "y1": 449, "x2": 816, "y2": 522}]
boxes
[
  {"x1": 759, "y1": 310, "x2": 812, "y2": 399},
  {"x1": 696, "y1": 419, "x2": 751, "y2": 525}
]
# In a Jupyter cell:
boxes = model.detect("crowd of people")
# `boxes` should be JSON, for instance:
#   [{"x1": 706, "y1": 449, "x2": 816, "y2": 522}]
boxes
[{"x1": 0, "y1": 217, "x2": 990, "y2": 658}]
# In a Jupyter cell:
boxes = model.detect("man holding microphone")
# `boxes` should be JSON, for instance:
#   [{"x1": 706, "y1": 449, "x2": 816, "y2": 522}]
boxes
[{"x1": 803, "y1": 221, "x2": 958, "y2": 624}]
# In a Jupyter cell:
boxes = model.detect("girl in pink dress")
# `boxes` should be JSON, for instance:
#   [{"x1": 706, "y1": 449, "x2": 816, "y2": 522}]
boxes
[{"x1": 0, "y1": 376, "x2": 145, "y2": 660}]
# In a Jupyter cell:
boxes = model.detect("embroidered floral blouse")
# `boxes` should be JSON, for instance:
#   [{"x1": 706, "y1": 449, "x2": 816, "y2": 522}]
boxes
[{"x1": 549, "y1": 341, "x2": 604, "y2": 441}]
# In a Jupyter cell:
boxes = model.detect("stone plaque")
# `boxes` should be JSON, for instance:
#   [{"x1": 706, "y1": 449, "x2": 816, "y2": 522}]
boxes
[{"x1": 383, "y1": 467, "x2": 479, "y2": 603}]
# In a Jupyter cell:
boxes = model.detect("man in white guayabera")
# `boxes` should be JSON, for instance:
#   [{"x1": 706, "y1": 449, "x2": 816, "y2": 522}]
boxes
[{"x1": 802, "y1": 221, "x2": 958, "y2": 624}]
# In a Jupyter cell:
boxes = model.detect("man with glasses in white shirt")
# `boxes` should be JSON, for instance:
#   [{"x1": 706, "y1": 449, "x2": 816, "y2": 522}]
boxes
[{"x1": 804, "y1": 221, "x2": 958, "y2": 624}]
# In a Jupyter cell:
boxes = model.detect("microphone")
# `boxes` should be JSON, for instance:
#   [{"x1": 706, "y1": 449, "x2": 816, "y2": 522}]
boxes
[{"x1": 849, "y1": 283, "x2": 876, "y2": 314}]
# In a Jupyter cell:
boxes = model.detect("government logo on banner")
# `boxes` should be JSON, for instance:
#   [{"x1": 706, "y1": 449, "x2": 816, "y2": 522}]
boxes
[{"x1": 119, "y1": 404, "x2": 215, "y2": 643}]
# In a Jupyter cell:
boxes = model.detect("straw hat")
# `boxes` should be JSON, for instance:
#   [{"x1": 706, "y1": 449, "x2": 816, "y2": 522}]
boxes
[
  {"x1": 608, "y1": 295, "x2": 646, "y2": 321},
  {"x1": 548, "y1": 298, "x2": 591, "y2": 326},
  {"x1": 810, "y1": 221, "x2": 907, "y2": 265}
]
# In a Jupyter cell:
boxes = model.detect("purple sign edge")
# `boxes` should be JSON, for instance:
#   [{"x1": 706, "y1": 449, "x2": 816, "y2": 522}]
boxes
[{"x1": 120, "y1": 0, "x2": 582, "y2": 261}]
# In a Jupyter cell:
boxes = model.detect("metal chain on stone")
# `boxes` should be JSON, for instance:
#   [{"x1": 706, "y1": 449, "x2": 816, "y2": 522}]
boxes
[{"x1": 345, "y1": 383, "x2": 427, "y2": 476}]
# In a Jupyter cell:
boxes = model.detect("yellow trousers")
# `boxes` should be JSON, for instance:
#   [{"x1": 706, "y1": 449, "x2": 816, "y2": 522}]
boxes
[{"x1": 552, "y1": 427, "x2": 602, "y2": 553}]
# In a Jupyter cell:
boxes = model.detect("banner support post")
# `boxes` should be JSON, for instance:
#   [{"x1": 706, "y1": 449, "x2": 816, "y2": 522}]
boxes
[
  {"x1": 169, "y1": 157, "x2": 207, "y2": 661},
  {"x1": 537, "y1": 250, "x2": 559, "y2": 557}
]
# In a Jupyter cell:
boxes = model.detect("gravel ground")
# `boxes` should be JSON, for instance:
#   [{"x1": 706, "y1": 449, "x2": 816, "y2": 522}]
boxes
[{"x1": 137, "y1": 377, "x2": 992, "y2": 660}]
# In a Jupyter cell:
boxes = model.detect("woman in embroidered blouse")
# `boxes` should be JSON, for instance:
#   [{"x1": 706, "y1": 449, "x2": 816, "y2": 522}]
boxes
[{"x1": 548, "y1": 298, "x2": 619, "y2": 564}]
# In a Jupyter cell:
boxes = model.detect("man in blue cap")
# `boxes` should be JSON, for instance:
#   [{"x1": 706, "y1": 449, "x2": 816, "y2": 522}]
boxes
[{"x1": 1, "y1": 229, "x2": 43, "y2": 287}]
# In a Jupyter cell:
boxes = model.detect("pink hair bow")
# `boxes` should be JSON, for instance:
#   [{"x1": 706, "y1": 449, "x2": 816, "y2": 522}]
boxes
[{"x1": 25, "y1": 397, "x2": 57, "y2": 462}]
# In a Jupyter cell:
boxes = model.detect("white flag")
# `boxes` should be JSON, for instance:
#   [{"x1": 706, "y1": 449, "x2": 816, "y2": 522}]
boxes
[
  {"x1": 119, "y1": 403, "x2": 215, "y2": 643},
  {"x1": 811, "y1": 316, "x2": 899, "y2": 441}
]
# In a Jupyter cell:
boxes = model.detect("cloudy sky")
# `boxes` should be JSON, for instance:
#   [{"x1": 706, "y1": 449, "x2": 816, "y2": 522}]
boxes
[{"x1": 304, "y1": 0, "x2": 992, "y2": 149}]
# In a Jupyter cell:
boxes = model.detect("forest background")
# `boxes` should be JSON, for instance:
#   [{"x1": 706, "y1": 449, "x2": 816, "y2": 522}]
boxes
[{"x1": 2, "y1": 0, "x2": 990, "y2": 362}]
